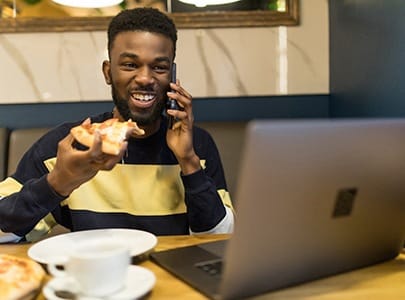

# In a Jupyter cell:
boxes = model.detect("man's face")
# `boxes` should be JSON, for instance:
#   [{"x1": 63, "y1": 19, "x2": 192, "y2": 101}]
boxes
[{"x1": 104, "y1": 31, "x2": 174, "y2": 126}]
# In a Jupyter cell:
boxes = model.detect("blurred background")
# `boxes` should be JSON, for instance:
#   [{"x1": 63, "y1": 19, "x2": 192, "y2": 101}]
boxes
[{"x1": 0, "y1": 0, "x2": 284, "y2": 18}]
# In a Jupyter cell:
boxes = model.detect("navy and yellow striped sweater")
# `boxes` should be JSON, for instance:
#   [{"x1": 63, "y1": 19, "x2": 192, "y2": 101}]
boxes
[{"x1": 0, "y1": 112, "x2": 233, "y2": 240}]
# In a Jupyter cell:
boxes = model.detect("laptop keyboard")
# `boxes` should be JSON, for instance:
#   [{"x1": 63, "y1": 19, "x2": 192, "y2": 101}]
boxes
[{"x1": 194, "y1": 259, "x2": 223, "y2": 278}]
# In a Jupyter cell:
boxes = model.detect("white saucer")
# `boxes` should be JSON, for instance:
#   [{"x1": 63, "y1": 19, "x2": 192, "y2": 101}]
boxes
[
  {"x1": 43, "y1": 265, "x2": 156, "y2": 300},
  {"x1": 29, "y1": 229, "x2": 157, "y2": 265}
]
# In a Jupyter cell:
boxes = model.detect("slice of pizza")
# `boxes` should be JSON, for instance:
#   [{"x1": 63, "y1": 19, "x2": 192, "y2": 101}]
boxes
[
  {"x1": 0, "y1": 254, "x2": 45, "y2": 300},
  {"x1": 70, "y1": 118, "x2": 145, "y2": 155}
]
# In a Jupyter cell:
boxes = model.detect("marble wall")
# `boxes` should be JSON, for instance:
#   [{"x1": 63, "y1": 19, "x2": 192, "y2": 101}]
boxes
[{"x1": 0, "y1": 0, "x2": 328, "y2": 104}]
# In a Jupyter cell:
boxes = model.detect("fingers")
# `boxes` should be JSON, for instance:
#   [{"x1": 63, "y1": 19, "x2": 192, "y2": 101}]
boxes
[
  {"x1": 103, "y1": 142, "x2": 127, "y2": 170},
  {"x1": 168, "y1": 82, "x2": 192, "y2": 106},
  {"x1": 59, "y1": 133, "x2": 75, "y2": 149},
  {"x1": 53, "y1": 130, "x2": 123, "y2": 196},
  {"x1": 172, "y1": 121, "x2": 182, "y2": 130},
  {"x1": 88, "y1": 132, "x2": 127, "y2": 168},
  {"x1": 167, "y1": 81, "x2": 193, "y2": 124},
  {"x1": 89, "y1": 130, "x2": 104, "y2": 158},
  {"x1": 94, "y1": 145, "x2": 126, "y2": 170},
  {"x1": 88, "y1": 131, "x2": 118, "y2": 166}
]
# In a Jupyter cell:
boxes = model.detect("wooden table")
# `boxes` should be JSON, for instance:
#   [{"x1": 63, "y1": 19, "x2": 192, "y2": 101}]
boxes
[{"x1": 1, "y1": 235, "x2": 404, "y2": 299}]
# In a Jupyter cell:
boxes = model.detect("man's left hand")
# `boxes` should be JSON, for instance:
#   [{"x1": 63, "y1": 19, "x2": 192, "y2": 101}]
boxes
[{"x1": 166, "y1": 80, "x2": 201, "y2": 175}]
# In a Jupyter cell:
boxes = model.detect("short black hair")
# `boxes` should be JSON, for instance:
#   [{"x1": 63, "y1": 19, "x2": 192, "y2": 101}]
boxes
[{"x1": 107, "y1": 7, "x2": 177, "y2": 58}]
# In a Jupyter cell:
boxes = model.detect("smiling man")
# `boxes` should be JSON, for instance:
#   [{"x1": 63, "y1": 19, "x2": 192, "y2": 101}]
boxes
[{"x1": 0, "y1": 8, "x2": 234, "y2": 243}]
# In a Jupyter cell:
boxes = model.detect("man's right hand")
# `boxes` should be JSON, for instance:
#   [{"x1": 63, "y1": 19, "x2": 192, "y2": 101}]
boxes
[{"x1": 47, "y1": 131, "x2": 127, "y2": 196}]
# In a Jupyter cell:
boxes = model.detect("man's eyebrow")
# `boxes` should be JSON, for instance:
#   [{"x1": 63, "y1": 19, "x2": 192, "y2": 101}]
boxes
[
  {"x1": 118, "y1": 53, "x2": 171, "y2": 64},
  {"x1": 119, "y1": 52, "x2": 138, "y2": 59},
  {"x1": 155, "y1": 57, "x2": 171, "y2": 64}
]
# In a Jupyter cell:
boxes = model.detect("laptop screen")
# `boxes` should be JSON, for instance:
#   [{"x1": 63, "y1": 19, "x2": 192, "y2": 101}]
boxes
[{"x1": 152, "y1": 119, "x2": 405, "y2": 300}]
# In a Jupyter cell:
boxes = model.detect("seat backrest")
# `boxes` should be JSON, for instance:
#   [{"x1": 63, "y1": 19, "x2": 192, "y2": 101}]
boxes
[
  {"x1": 7, "y1": 128, "x2": 49, "y2": 176},
  {"x1": 196, "y1": 122, "x2": 247, "y2": 199},
  {"x1": 0, "y1": 128, "x2": 9, "y2": 180},
  {"x1": 7, "y1": 127, "x2": 70, "y2": 238}
]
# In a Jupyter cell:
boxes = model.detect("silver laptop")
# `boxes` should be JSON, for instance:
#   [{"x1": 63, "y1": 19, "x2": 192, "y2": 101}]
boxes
[{"x1": 150, "y1": 119, "x2": 405, "y2": 300}]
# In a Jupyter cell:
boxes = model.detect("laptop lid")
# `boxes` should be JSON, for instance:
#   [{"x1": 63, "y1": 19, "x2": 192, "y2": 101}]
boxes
[{"x1": 152, "y1": 119, "x2": 405, "y2": 300}]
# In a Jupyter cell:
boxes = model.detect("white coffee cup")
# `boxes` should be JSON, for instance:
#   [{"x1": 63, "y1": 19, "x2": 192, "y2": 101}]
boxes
[{"x1": 47, "y1": 239, "x2": 130, "y2": 297}]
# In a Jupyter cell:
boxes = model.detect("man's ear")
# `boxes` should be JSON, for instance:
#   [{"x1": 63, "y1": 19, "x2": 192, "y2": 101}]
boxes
[{"x1": 102, "y1": 60, "x2": 112, "y2": 85}]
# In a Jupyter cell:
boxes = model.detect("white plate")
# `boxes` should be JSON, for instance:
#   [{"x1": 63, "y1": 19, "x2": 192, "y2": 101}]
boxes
[
  {"x1": 28, "y1": 228, "x2": 157, "y2": 265},
  {"x1": 43, "y1": 265, "x2": 156, "y2": 300}
]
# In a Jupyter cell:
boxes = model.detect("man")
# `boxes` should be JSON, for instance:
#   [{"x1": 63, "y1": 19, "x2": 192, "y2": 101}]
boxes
[{"x1": 0, "y1": 8, "x2": 234, "y2": 243}]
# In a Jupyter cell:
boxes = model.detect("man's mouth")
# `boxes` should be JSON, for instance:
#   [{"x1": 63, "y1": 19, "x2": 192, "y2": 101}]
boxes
[
  {"x1": 133, "y1": 93, "x2": 155, "y2": 102},
  {"x1": 130, "y1": 92, "x2": 156, "y2": 108}
]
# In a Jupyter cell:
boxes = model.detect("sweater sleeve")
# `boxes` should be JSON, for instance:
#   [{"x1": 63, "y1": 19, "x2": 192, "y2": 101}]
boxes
[
  {"x1": 0, "y1": 129, "x2": 67, "y2": 241},
  {"x1": 182, "y1": 128, "x2": 234, "y2": 233},
  {"x1": 0, "y1": 176, "x2": 66, "y2": 237}
]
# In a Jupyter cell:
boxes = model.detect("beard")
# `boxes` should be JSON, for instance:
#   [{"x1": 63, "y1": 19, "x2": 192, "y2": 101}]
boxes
[{"x1": 111, "y1": 84, "x2": 166, "y2": 126}]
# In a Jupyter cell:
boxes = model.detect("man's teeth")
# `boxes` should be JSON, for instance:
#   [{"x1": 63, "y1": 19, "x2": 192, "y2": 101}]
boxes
[{"x1": 133, "y1": 94, "x2": 154, "y2": 101}]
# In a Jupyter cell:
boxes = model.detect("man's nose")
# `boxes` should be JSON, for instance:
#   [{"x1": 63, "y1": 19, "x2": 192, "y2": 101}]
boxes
[{"x1": 135, "y1": 67, "x2": 154, "y2": 85}]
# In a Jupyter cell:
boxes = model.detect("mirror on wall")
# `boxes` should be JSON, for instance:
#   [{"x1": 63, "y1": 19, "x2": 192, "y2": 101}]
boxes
[{"x1": 0, "y1": 0, "x2": 298, "y2": 32}]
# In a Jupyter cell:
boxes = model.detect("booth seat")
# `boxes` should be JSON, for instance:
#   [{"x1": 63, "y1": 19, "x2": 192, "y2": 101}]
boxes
[
  {"x1": 196, "y1": 121, "x2": 247, "y2": 199},
  {"x1": 7, "y1": 128, "x2": 49, "y2": 177},
  {"x1": 0, "y1": 128, "x2": 8, "y2": 180}
]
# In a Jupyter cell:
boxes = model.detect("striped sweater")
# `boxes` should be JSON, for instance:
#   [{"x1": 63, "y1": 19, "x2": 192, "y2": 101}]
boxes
[{"x1": 0, "y1": 112, "x2": 233, "y2": 241}]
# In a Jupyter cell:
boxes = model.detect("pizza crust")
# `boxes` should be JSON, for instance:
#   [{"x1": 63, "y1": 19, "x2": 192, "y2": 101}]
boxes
[
  {"x1": 0, "y1": 255, "x2": 45, "y2": 300},
  {"x1": 71, "y1": 118, "x2": 145, "y2": 155}
]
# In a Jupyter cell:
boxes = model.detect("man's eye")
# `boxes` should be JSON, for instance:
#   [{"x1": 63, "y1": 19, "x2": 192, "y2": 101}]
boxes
[
  {"x1": 153, "y1": 66, "x2": 168, "y2": 72},
  {"x1": 123, "y1": 63, "x2": 136, "y2": 68}
]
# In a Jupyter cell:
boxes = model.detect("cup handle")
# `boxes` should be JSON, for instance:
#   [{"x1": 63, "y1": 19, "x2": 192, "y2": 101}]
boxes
[{"x1": 47, "y1": 256, "x2": 69, "y2": 277}]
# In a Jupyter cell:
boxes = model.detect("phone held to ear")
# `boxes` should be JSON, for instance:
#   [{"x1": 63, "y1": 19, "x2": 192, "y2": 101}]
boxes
[{"x1": 167, "y1": 62, "x2": 179, "y2": 129}]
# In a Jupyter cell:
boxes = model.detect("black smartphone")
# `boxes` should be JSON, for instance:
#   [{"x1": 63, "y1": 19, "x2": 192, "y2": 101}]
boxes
[{"x1": 167, "y1": 62, "x2": 179, "y2": 129}]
